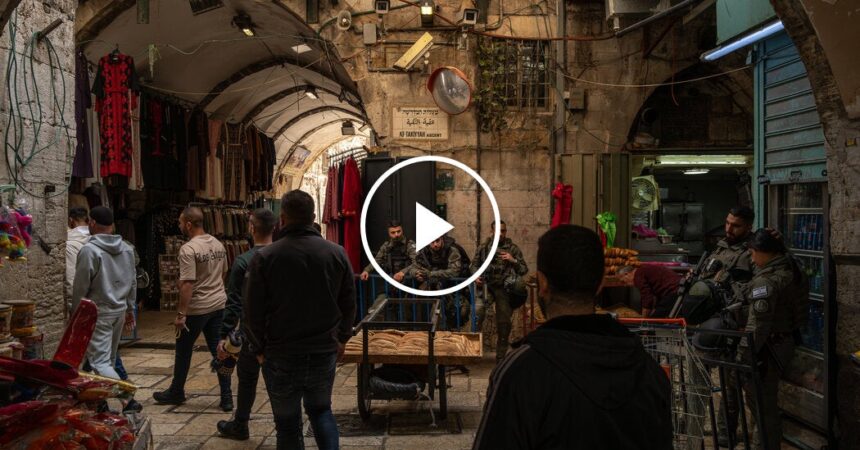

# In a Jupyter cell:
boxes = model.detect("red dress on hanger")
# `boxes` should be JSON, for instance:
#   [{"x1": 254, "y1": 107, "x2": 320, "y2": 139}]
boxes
[
  {"x1": 93, "y1": 52, "x2": 139, "y2": 178},
  {"x1": 341, "y1": 157, "x2": 363, "y2": 273},
  {"x1": 551, "y1": 182, "x2": 573, "y2": 228}
]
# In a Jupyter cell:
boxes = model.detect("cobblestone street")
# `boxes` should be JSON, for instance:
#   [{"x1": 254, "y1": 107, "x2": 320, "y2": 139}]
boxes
[{"x1": 122, "y1": 343, "x2": 494, "y2": 450}]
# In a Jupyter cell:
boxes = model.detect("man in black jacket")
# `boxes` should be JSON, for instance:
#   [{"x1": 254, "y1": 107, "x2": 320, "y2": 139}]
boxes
[
  {"x1": 243, "y1": 190, "x2": 356, "y2": 450},
  {"x1": 473, "y1": 225, "x2": 673, "y2": 450}
]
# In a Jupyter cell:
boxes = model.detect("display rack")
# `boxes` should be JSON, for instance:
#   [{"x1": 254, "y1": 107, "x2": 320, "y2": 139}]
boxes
[{"x1": 769, "y1": 182, "x2": 830, "y2": 433}]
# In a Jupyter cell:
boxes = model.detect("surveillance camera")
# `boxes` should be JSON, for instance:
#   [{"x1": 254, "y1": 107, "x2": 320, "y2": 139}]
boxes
[
  {"x1": 461, "y1": 8, "x2": 478, "y2": 25},
  {"x1": 375, "y1": 0, "x2": 390, "y2": 14}
]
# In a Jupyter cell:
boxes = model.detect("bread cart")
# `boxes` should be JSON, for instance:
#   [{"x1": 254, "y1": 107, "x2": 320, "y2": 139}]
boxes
[{"x1": 341, "y1": 298, "x2": 482, "y2": 422}]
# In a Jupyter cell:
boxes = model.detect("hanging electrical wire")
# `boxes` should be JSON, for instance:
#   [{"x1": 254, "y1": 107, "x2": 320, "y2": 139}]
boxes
[{"x1": 3, "y1": 10, "x2": 75, "y2": 199}]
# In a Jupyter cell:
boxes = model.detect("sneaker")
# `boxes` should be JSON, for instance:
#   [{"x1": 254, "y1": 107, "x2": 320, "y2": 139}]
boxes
[
  {"x1": 123, "y1": 399, "x2": 143, "y2": 413},
  {"x1": 217, "y1": 419, "x2": 249, "y2": 440},
  {"x1": 220, "y1": 394, "x2": 234, "y2": 412},
  {"x1": 152, "y1": 389, "x2": 186, "y2": 405}
]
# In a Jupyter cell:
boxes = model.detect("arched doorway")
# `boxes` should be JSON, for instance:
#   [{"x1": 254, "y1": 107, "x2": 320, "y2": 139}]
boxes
[{"x1": 73, "y1": 0, "x2": 373, "y2": 315}]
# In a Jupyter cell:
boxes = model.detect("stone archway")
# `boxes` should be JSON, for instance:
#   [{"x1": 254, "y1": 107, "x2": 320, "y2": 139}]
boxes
[{"x1": 767, "y1": 2, "x2": 860, "y2": 447}]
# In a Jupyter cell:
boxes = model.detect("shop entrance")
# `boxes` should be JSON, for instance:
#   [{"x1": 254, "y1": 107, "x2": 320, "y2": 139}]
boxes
[{"x1": 626, "y1": 64, "x2": 753, "y2": 264}]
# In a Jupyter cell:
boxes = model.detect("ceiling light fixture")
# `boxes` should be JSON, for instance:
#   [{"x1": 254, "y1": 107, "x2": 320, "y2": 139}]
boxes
[
  {"x1": 683, "y1": 168, "x2": 710, "y2": 175},
  {"x1": 420, "y1": 0, "x2": 434, "y2": 26},
  {"x1": 701, "y1": 21, "x2": 784, "y2": 62},
  {"x1": 232, "y1": 12, "x2": 255, "y2": 37},
  {"x1": 657, "y1": 155, "x2": 748, "y2": 166},
  {"x1": 342, "y1": 120, "x2": 356, "y2": 135},
  {"x1": 305, "y1": 86, "x2": 319, "y2": 100}
]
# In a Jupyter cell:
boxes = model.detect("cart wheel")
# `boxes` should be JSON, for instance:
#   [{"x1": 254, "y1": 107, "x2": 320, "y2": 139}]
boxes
[
  {"x1": 438, "y1": 365, "x2": 447, "y2": 421},
  {"x1": 357, "y1": 363, "x2": 373, "y2": 421}
]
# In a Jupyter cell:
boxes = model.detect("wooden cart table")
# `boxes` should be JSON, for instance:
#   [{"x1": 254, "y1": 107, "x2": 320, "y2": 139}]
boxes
[{"x1": 347, "y1": 298, "x2": 483, "y2": 421}]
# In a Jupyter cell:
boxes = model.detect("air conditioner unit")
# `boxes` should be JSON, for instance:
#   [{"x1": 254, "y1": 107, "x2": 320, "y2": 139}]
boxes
[{"x1": 605, "y1": 0, "x2": 669, "y2": 28}]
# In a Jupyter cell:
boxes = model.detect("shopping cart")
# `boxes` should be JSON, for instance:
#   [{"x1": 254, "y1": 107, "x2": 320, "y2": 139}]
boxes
[{"x1": 619, "y1": 318, "x2": 717, "y2": 450}]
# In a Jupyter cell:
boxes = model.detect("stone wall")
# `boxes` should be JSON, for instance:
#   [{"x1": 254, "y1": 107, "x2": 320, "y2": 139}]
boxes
[
  {"x1": 315, "y1": 0, "x2": 555, "y2": 267},
  {"x1": 0, "y1": 0, "x2": 76, "y2": 354},
  {"x1": 768, "y1": 0, "x2": 860, "y2": 447}
]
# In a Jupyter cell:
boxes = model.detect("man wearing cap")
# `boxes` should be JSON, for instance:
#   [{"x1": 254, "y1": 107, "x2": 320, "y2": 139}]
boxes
[{"x1": 71, "y1": 206, "x2": 140, "y2": 411}]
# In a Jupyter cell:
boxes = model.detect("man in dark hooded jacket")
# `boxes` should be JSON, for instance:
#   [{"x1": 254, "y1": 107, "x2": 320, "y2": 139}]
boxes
[{"x1": 473, "y1": 225, "x2": 673, "y2": 450}]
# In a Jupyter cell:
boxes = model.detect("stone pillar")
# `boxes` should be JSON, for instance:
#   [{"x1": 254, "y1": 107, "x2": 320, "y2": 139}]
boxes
[
  {"x1": 768, "y1": 1, "x2": 860, "y2": 446},
  {"x1": 0, "y1": 0, "x2": 77, "y2": 355}
]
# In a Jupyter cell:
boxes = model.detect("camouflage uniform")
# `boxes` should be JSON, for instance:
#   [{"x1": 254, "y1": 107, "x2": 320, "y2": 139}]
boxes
[
  {"x1": 696, "y1": 237, "x2": 754, "y2": 448},
  {"x1": 408, "y1": 236, "x2": 465, "y2": 330},
  {"x1": 470, "y1": 237, "x2": 528, "y2": 362},
  {"x1": 736, "y1": 255, "x2": 808, "y2": 450},
  {"x1": 363, "y1": 239, "x2": 417, "y2": 310}
]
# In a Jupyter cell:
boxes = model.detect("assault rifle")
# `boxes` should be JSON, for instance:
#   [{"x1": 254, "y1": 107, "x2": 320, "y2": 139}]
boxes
[{"x1": 668, "y1": 251, "x2": 710, "y2": 319}]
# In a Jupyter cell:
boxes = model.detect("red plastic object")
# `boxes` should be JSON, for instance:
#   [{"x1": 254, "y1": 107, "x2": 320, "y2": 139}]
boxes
[
  {"x1": 0, "y1": 357, "x2": 79, "y2": 388},
  {"x1": 53, "y1": 299, "x2": 98, "y2": 367},
  {"x1": 0, "y1": 401, "x2": 67, "y2": 445}
]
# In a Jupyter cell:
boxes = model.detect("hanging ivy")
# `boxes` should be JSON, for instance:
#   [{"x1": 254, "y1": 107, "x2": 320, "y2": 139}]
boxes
[{"x1": 474, "y1": 37, "x2": 509, "y2": 133}]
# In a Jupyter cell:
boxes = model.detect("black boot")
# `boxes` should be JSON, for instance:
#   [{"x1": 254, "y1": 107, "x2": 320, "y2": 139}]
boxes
[
  {"x1": 217, "y1": 419, "x2": 249, "y2": 440},
  {"x1": 218, "y1": 373, "x2": 234, "y2": 412},
  {"x1": 152, "y1": 389, "x2": 186, "y2": 405}
]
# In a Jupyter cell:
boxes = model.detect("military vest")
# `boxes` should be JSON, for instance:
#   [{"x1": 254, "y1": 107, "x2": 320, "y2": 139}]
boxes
[{"x1": 385, "y1": 241, "x2": 412, "y2": 274}]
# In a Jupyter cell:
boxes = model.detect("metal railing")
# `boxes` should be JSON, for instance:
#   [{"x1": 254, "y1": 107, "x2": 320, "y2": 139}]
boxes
[{"x1": 353, "y1": 274, "x2": 479, "y2": 331}]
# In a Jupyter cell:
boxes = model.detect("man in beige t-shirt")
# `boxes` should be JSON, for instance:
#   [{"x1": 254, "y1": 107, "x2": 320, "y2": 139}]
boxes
[{"x1": 153, "y1": 206, "x2": 234, "y2": 411}]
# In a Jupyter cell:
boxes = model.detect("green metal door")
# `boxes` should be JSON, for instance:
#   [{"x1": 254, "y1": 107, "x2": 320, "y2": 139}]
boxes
[{"x1": 754, "y1": 31, "x2": 827, "y2": 226}]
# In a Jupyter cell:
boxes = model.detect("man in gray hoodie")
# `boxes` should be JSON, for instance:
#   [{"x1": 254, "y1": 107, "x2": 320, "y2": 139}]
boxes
[{"x1": 71, "y1": 206, "x2": 137, "y2": 381}]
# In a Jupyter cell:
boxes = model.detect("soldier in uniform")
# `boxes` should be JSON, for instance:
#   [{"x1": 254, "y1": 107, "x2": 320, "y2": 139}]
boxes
[
  {"x1": 359, "y1": 220, "x2": 416, "y2": 310},
  {"x1": 699, "y1": 206, "x2": 756, "y2": 284},
  {"x1": 737, "y1": 229, "x2": 808, "y2": 450},
  {"x1": 470, "y1": 220, "x2": 528, "y2": 362},
  {"x1": 688, "y1": 206, "x2": 756, "y2": 448},
  {"x1": 409, "y1": 234, "x2": 469, "y2": 330}
]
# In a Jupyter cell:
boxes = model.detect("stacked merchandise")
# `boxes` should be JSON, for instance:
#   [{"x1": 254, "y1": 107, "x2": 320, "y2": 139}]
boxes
[
  {"x1": 603, "y1": 247, "x2": 640, "y2": 275},
  {"x1": 0, "y1": 299, "x2": 151, "y2": 448},
  {"x1": 158, "y1": 237, "x2": 185, "y2": 311},
  {"x1": 0, "y1": 301, "x2": 42, "y2": 360},
  {"x1": 344, "y1": 330, "x2": 481, "y2": 357}
]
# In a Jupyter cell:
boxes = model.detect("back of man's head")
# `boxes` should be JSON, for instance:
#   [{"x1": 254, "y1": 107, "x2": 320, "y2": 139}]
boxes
[
  {"x1": 537, "y1": 225, "x2": 604, "y2": 299},
  {"x1": 69, "y1": 207, "x2": 89, "y2": 225},
  {"x1": 250, "y1": 208, "x2": 277, "y2": 237},
  {"x1": 89, "y1": 206, "x2": 115, "y2": 234},
  {"x1": 181, "y1": 207, "x2": 205, "y2": 228},
  {"x1": 280, "y1": 190, "x2": 315, "y2": 226}
]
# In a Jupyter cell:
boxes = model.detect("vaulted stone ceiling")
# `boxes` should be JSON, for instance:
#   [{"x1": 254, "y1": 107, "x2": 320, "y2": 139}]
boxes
[{"x1": 75, "y1": 0, "x2": 371, "y2": 174}]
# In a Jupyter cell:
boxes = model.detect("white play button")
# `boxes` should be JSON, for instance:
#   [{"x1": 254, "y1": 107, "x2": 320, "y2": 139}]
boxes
[{"x1": 415, "y1": 203, "x2": 454, "y2": 251}]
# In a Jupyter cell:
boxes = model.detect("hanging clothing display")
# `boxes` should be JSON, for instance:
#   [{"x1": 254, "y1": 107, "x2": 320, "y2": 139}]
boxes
[
  {"x1": 551, "y1": 182, "x2": 573, "y2": 228},
  {"x1": 92, "y1": 51, "x2": 139, "y2": 178},
  {"x1": 341, "y1": 157, "x2": 363, "y2": 273},
  {"x1": 140, "y1": 93, "x2": 181, "y2": 190},
  {"x1": 128, "y1": 91, "x2": 143, "y2": 190},
  {"x1": 223, "y1": 124, "x2": 246, "y2": 202},
  {"x1": 73, "y1": 50, "x2": 94, "y2": 178},
  {"x1": 322, "y1": 165, "x2": 340, "y2": 243},
  {"x1": 185, "y1": 110, "x2": 208, "y2": 192},
  {"x1": 200, "y1": 119, "x2": 225, "y2": 200}
]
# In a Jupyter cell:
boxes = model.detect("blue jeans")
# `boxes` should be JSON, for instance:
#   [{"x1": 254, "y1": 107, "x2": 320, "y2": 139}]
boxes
[
  {"x1": 262, "y1": 352, "x2": 338, "y2": 450},
  {"x1": 168, "y1": 309, "x2": 231, "y2": 397}
]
